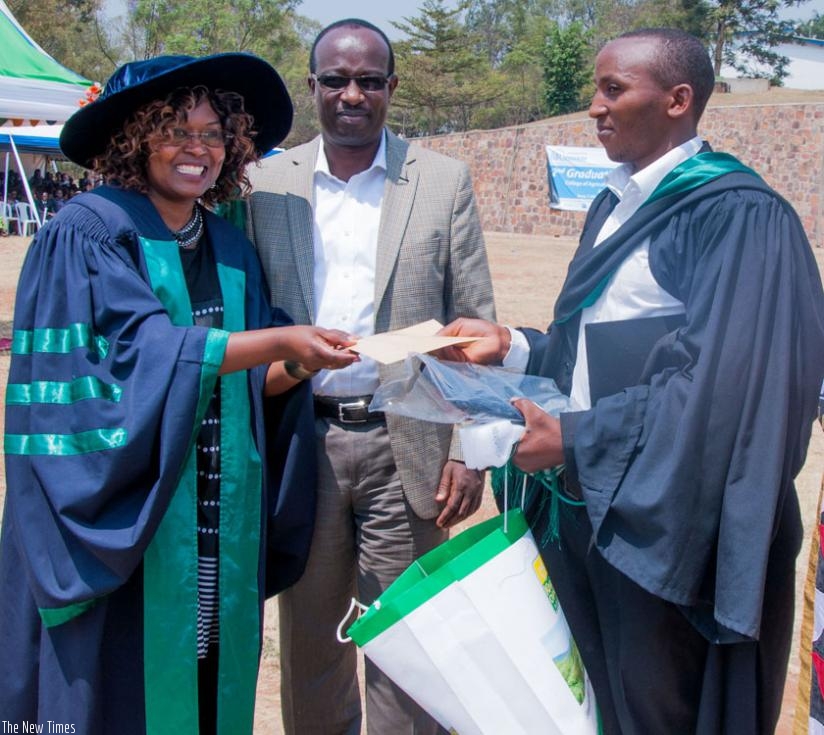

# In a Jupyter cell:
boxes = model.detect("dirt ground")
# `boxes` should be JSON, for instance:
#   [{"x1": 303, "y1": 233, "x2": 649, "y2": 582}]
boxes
[{"x1": 0, "y1": 230, "x2": 822, "y2": 734}]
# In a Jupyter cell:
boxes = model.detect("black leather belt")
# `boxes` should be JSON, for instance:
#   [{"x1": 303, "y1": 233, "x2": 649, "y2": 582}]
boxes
[{"x1": 313, "y1": 395, "x2": 385, "y2": 424}]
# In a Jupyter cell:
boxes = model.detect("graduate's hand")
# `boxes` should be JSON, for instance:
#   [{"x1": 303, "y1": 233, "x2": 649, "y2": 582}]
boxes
[
  {"x1": 435, "y1": 318, "x2": 511, "y2": 365},
  {"x1": 510, "y1": 398, "x2": 564, "y2": 473},
  {"x1": 434, "y1": 460, "x2": 485, "y2": 528},
  {"x1": 277, "y1": 325, "x2": 359, "y2": 373}
]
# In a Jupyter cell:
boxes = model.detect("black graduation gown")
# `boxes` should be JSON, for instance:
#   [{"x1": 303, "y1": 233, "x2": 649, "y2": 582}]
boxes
[
  {"x1": 522, "y1": 155, "x2": 824, "y2": 733},
  {"x1": 0, "y1": 187, "x2": 316, "y2": 734}
]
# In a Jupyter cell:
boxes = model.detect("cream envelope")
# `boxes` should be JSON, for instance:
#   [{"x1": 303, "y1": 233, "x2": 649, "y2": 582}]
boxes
[{"x1": 352, "y1": 319, "x2": 481, "y2": 365}]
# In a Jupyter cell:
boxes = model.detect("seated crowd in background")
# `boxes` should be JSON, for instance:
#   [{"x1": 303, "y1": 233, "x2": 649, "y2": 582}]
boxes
[{"x1": 0, "y1": 168, "x2": 102, "y2": 235}]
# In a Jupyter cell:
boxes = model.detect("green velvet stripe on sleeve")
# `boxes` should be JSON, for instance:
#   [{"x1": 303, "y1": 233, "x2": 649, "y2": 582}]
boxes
[
  {"x1": 6, "y1": 376, "x2": 123, "y2": 405},
  {"x1": 5, "y1": 428, "x2": 128, "y2": 456},
  {"x1": 12, "y1": 323, "x2": 109, "y2": 358}
]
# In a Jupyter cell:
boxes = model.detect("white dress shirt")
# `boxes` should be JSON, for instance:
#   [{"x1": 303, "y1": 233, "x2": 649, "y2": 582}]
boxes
[
  {"x1": 311, "y1": 133, "x2": 387, "y2": 397},
  {"x1": 506, "y1": 137, "x2": 703, "y2": 409}
]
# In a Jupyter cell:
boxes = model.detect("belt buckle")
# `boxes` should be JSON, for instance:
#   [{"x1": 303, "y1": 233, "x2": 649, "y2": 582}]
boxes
[{"x1": 337, "y1": 399, "x2": 368, "y2": 424}]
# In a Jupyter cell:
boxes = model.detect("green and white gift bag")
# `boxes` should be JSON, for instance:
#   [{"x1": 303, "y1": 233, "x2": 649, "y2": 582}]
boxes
[{"x1": 343, "y1": 509, "x2": 599, "y2": 735}]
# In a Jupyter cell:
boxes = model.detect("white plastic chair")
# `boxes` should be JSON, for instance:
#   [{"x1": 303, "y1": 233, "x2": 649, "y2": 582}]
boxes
[
  {"x1": 1, "y1": 202, "x2": 18, "y2": 235},
  {"x1": 15, "y1": 202, "x2": 39, "y2": 236}
]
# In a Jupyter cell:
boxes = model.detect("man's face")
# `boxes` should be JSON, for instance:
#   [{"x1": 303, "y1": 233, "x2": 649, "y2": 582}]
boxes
[
  {"x1": 310, "y1": 26, "x2": 398, "y2": 150},
  {"x1": 589, "y1": 37, "x2": 677, "y2": 172}
]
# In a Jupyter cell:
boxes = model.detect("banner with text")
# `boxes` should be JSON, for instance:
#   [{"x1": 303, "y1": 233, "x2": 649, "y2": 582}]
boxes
[{"x1": 546, "y1": 145, "x2": 619, "y2": 212}]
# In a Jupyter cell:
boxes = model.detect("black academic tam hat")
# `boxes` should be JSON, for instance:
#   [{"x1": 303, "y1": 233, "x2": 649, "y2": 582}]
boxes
[{"x1": 60, "y1": 52, "x2": 293, "y2": 169}]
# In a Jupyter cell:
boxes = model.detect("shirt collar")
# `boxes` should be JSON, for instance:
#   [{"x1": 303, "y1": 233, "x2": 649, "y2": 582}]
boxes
[
  {"x1": 605, "y1": 136, "x2": 704, "y2": 202},
  {"x1": 314, "y1": 130, "x2": 388, "y2": 182}
]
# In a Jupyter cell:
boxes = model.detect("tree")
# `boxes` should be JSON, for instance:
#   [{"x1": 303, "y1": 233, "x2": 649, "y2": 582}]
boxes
[
  {"x1": 391, "y1": 0, "x2": 501, "y2": 135},
  {"x1": 126, "y1": 0, "x2": 301, "y2": 62},
  {"x1": 542, "y1": 21, "x2": 591, "y2": 116},
  {"x1": 796, "y1": 11, "x2": 824, "y2": 38},
  {"x1": 464, "y1": 0, "x2": 517, "y2": 66},
  {"x1": 541, "y1": 0, "x2": 709, "y2": 48},
  {"x1": 496, "y1": 17, "x2": 555, "y2": 125},
  {"x1": 274, "y1": 14, "x2": 322, "y2": 147},
  {"x1": 463, "y1": 0, "x2": 563, "y2": 125},
  {"x1": 9, "y1": 0, "x2": 118, "y2": 81},
  {"x1": 707, "y1": 0, "x2": 809, "y2": 84},
  {"x1": 464, "y1": 0, "x2": 561, "y2": 66}
]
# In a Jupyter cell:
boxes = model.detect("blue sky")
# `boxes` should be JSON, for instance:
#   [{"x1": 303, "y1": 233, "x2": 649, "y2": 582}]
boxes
[
  {"x1": 786, "y1": 0, "x2": 824, "y2": 22},
  {"x1": 295, "y1": 0, "x2": 450, "y2": 38}
]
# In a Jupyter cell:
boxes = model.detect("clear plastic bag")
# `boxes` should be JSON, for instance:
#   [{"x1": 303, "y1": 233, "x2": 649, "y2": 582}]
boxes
[{"x1": 369, "y1": 354, "x2": 575, "y2": 425}]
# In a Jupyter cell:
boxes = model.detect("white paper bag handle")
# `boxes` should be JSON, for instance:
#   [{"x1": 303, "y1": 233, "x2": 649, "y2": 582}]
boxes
[
  {"x1": 521, "y1": 471, "x2": 527, "y2": 510},
  {"x1": 503, "y1": 461, "x2": 509, "y2": 533},
  {"x1": 336, "y1": 597, "x2": 371, "y2": 643},
  {"x1": 501, "y1": 460, "x2": 528, "y2": 535}
]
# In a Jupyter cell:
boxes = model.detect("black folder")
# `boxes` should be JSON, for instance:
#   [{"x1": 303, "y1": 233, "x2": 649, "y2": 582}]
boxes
[{"x1": 585, "y1": 314, "x2": 686, "y2": 402}]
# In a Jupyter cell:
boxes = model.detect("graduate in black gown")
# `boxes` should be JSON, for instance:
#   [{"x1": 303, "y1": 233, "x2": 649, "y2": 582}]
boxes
[
  {"x1": 0, "y1": 54, "x2": 359, "y2": 734},
  {"x1": 440, "y1": 29, "x2": 824, "y2": 734}
]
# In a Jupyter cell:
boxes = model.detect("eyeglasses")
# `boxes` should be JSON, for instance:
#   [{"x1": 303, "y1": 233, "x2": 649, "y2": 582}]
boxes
[
  {"x1": 311, "y1": 73, "x2": 393, "y2": 92},
  {"x1": 159, "y1": 127, "x2": 232, "y2": 148}
]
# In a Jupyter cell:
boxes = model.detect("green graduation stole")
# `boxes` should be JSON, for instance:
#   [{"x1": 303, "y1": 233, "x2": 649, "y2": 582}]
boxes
[{"x1": 140, "y1": 236, "x2": 262, "y2": 735}]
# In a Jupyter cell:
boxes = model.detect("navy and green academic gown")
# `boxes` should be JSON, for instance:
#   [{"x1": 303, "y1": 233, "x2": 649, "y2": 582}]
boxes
[
  {"x1": 518, "y1": 154, "x2": 824, "y2": 733},
  {"x1": 0, "y1": 186, "x2": 315, "y2": 734}
]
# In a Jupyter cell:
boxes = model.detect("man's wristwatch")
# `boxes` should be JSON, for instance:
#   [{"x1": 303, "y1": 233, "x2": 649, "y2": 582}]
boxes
[{"x1": 284, "y1": 360, "x2": 320, "y2": 381}]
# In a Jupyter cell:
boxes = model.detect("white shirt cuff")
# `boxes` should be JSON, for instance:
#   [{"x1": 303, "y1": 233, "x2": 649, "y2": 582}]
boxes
[{"x1": 502, "y1": 326, "x2": 530, "y2": 371}]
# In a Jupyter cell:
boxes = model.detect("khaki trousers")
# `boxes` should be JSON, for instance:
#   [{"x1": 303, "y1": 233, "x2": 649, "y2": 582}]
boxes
[{"x1": 278, "y1": 418, "x2": 448, "y2": 735}]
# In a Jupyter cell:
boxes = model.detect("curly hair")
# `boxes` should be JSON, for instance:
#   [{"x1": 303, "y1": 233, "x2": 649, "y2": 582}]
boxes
[{"x1": 92, "y1": 85, "x2": 258, "y2": 206}]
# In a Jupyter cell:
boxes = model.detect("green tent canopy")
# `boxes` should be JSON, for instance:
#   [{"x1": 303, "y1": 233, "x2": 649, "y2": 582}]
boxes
[{"x1": 0, "y1": 0, "x2": 92, "y2": 124}]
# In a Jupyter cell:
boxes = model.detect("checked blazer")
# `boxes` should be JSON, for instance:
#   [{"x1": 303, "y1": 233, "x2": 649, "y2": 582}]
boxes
[{"x1": 246, "y1": 130, "x2": 495, "y2": 518}]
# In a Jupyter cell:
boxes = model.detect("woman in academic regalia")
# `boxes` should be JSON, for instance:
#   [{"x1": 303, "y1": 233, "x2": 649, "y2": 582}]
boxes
[{"x1": 0, "y1": 53, "x2": 357, "y2": 735}]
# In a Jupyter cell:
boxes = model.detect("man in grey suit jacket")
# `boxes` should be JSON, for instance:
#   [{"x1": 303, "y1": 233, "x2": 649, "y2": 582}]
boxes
[{"x1": 246, "y1": 18, "x2": 496, "y2": 735}]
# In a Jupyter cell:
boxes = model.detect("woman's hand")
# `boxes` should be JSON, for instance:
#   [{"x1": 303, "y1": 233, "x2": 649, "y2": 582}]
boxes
[
  {"x1": 274, "y1": 325, "x2": 359, "y2": 373},
  {"x1": 220, "y1": 325, "x2": 358, "y2": 377}
]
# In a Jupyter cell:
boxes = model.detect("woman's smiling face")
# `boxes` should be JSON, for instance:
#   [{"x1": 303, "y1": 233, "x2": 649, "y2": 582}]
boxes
[{"x1": 145, "y1": 99, "x2": 225, "y2": 213}]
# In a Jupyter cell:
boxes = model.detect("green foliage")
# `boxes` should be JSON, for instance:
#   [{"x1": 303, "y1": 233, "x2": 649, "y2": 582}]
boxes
[
  {"x1": 443, "y1": 1, "x2": 566, "y2": 127},
  {"x1": 551, "y1": 0, "x2": 710, "y2": 49},
  {"x1": 542, "y1": 21, "x2": 590, "y2": 116},
  {"x1": 9, "y1": 0, "x2": 118, "y2": 81},
  {"x1": 246, "y1": 13, "x2": 319, "y2": 147},
  {"x1": 14, "y1": 0, "x2": 807, "y2": 142},
  {"x1": 796, "y1": 11, "x2": 824, "y2": 38},
  {"x1": 127, "y1": 0, "x2": 301, "y2": 62},
  {"x1": 707, "y1": 0, "x2": 808, "y2": 85},
  {"x1": 464, "y1": 0, "x2": 566, "y2": 66},
  {"x1": 461, "y1": 0, "x2": 715, "y2": 127},
  {"x1": 391, "y1": 0, "x2": 501, "y2": 135},
  {"x1": 496, "y1": 21, "x2": 554, "y2": 125}
]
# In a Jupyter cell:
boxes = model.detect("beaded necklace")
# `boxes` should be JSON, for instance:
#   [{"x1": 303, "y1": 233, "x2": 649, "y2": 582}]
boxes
[{"x1": 174, "y1": 205, "x2": 204, "y2": 250}]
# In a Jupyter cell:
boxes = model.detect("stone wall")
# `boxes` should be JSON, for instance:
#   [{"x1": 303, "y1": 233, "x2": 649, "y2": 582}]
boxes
[{"x1": 415, "y1": 101, "x2": 824, "y2": 247}]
